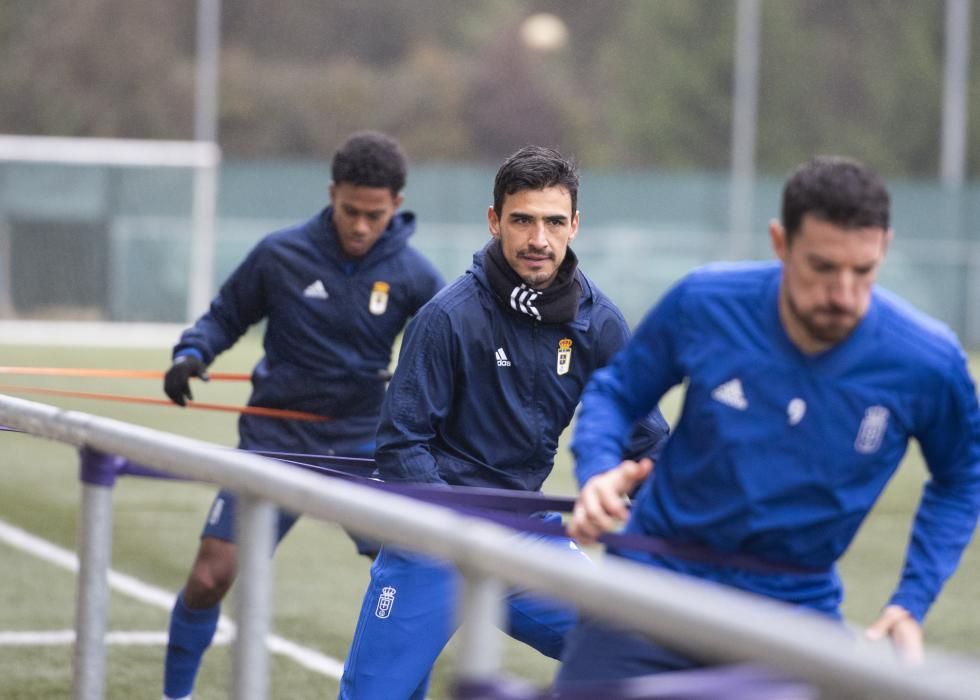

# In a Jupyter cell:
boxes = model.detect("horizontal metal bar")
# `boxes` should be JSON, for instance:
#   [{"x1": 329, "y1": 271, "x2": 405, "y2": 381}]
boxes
[{"x1": 2, "y1": 393, "x2": 979, "y2": 699}]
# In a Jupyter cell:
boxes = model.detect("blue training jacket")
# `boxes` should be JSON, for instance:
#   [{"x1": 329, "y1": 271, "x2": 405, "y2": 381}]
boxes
[
  {"x1": 573, "y1": 261, "x2": 980, "y2": 621},
  {"x1": 174, "y1": 207, "x2": 444, "y2": 452},
  {"x1": 376, "y1": 245, "x2": 670, "y2": 492}
]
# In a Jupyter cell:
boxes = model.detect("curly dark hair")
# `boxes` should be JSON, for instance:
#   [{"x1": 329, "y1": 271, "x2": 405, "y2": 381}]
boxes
[
  {"x1": 782, "y1": 156, "x2": 890, "y2": 241},
  {"x1": 493, "y1": 145, "x2": 579, "y2": 216},
  {"x1": 331, "y1": 131, "x2": 407, "y2": 195}
]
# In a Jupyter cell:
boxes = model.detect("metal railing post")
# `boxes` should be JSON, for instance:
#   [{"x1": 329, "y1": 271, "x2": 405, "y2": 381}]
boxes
[
  {"x1": 73, "y1": 448, "x2": 120, "y2": 700},
  {"x1": 232, "y1": 493, "x2": 277, "y2": 700},
  {"x1": 454, "y1": 572, "x2": 506, "y2": 698}
]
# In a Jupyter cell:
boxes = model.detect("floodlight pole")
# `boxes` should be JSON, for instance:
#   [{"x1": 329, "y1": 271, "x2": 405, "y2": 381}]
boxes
[
  {"x1": 187, "y1": 0, "x2": 221, "y2": 321},
  {"x1": 194, "y1": 0, "x2": 220, "y2": 146},
  {"x1": 941, "y1": 0, "x2": 970, "y2": 189},
  {"x1": 940, "y1": 1, "x2": 978, "y2": 345},
  {"x1": 727, "y1": 0, "x2": 761, "y2": 261}
]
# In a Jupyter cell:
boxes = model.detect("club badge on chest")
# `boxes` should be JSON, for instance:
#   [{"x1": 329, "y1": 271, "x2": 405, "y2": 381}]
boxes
[
  {"x1": 557, "y1": 338, "x2": 572, "y2": 375},
  {"x1": 369, "y1": 281, "x2": 390, "y2": 315}
]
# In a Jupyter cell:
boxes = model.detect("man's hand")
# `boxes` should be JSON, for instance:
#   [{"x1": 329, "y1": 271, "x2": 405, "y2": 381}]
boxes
[
  {"x1": 163, "y1": 354, "x2": 209, "y2": 406},
  {"x1": 568, "y1": 458, "x2": 654, "y2": 545},
  {"x1": 865, "y1": 605, "x2": 923, "y2": 665}
]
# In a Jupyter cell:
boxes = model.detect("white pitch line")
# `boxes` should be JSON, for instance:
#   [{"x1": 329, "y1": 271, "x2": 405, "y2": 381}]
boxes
[
  {"x1": 0, "y1": 518, "x2": 344, "y2": 679},
  {"x1": 0, "y1": 630, "x2": 232, "y2": 646}
]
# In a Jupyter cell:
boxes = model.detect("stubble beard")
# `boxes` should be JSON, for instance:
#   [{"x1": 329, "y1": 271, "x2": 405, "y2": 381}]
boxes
[
  {"x1": 517, "y1": 247, "x2": 558, "y2": 288},
  {"x1": 785, "y1": 290, "x2": 857, "y2": 346}
]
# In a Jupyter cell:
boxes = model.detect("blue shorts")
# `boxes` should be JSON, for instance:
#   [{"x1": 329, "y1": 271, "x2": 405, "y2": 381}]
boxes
[
  {"x1": 201, "y1": 440, "x2": 379, "y2": 556},
  {"x1": 201, "y1": 488, "x2": 380, "y2": 556},
  {"x1": 339, "y1": 513, "x2": 587, "y2": 700}
]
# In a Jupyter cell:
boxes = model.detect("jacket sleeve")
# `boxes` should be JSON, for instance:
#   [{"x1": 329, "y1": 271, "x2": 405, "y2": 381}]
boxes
[
  {"x1": 573, "y1": 285, "x2": 687, "y2": 487},
  {"x1": 889, "y1": 347, "x2": 980, "y2": 621},
  {"x1": 622, "y1": 411, "x2": 671, "y2": 464},
  {"x1": 173, "y1": 241, "x2": 271, "y2": 364},
  {"x1": 375, "y1": 303, "x2": 456, "y2": 485}
]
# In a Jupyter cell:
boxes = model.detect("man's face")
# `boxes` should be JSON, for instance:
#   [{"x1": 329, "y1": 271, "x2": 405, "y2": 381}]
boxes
[
  {"x1": 329, "y1": 183, "x2": 403, "y2": 258},
  {"x1": 771, "y1": 213, "x2": 892, "y2": 353},
  {"x1": 487, "y1": 186, "x2": 579, "y2": 288}
]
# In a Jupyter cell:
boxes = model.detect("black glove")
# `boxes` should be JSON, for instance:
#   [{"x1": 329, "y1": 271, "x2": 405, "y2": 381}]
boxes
[{"x1": 164, "y1": 354, "x2": 209, "y2": 406}]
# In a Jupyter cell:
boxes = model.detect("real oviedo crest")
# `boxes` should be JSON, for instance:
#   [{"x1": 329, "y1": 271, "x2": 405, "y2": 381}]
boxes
[
  {"x1": 375, "y1": 586, "x2": 396, "y2": 619},
  {"x1": 369, "y1": 281, "x2": 390, "y2": 315},
  {"x1": 557, "y1": 338, "x2": 572, "y2": 375}
]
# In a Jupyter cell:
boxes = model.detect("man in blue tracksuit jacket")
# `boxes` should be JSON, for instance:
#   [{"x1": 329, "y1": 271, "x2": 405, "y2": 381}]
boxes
[
  {"x1": 557, "y1": 156, "x2": 980, "y2": 686},
  {"x1": 338, "y1": 146, "x2": 670, "y2": 699},
  {"x1": 160, "y1": 132, "x2": 444, "y2": 700}
]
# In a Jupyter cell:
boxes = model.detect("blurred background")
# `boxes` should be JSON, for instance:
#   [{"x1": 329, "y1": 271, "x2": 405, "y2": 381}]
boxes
[{"x1": 0, "y1": 0, "x2": 978, "y2": 339}]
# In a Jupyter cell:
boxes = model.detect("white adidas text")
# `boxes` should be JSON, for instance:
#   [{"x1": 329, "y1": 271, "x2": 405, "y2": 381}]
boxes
[{"x1": 495, "y1": 348, "x2": 511, "y2": 367}]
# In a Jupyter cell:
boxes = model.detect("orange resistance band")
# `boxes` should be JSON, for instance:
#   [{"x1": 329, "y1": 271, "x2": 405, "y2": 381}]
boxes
[
  {"x1": 0, "y1": 366, "x2": 251, "y2": 381},
  {"x1": 0, "y1": 385, "x2": 328, "y2": 422}
]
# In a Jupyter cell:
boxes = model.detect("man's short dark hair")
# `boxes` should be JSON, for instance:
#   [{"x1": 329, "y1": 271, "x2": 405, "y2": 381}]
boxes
[
  {"x1": 331, "y1": 131, "x2": 407, "y2": 195},
  {"x1": 782, "y1": 156, "x2": 890, "y2": 241},
  {"x1": 493, "y1": 145, "x2": 579, "y2": 216}
]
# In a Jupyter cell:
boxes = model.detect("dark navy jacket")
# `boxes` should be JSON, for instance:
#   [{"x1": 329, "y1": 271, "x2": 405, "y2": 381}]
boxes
[
  {"x1": 376, "y1": 246, "x2": 669, "y2": 491},
  {"x1": 174, "y1": 207, "x2": 444, "y2": 453}
]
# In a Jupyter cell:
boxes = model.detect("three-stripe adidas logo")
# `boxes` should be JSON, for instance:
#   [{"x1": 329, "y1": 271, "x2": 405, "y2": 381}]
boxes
[
  {"x1": 711, "y1": 378, "x2": 748, "y2": 410},
  {"x1": 303, "y1": 280, "x2": 328, "y2": 299},
  {"x1": 495, "y1": 348, "x2": 512, "y2": 367}
]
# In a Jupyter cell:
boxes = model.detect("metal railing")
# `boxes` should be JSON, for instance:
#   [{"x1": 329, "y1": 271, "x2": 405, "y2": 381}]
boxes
[{"x1": 2, "y1": 392, "x2": 980, "y2": 699}]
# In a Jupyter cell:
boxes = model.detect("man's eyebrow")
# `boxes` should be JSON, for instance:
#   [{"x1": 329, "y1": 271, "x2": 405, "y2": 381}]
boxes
[
  {"x1": 805, "y1": 251, "x2": 879, "y2": 269},
  {"x1": 804, "y1": 251, "x2": 840, "y2": 265},
  {"x1": 343, "y1": 203, "x2": 386, "y2": 215},
  {"x1": 507, "y1": 211, "x2": 568, "y2": 221}
]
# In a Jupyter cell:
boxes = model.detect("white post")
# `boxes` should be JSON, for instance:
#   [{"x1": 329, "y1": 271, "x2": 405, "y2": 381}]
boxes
[
  {"x1": 0, "y1": 217, "x2": 12, "y2": 316},
  {"x1": 187, "y1": 162, "x2": 219, "y2": 320},
  {"x1": 232, "y1": 493, "x2": 276, "y2": 700}
]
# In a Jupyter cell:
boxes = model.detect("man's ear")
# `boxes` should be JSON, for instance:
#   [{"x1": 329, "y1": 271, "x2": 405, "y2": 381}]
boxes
[
  {"x1": 769, "y1": 219, "x2": 788, "y2": 262},
  {"x1": 328, "y1": 182, "x2": 336, "y2": 205},
  {"x1": 568, "y1": 210, "x2": 580, "y2": 242},
  {"x1": 487, "y1": 206, "x2": 501, "y2": 239}
]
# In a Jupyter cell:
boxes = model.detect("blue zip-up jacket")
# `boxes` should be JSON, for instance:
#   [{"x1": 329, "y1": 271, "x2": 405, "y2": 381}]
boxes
[
  {"x1": 174, "y1": 207, "x2": 444, "y2": 452},
  {"x1": 376, "y1": 246, "x2": 669, "y2": 491},
  {"x1": 573, "y1": 262, "x2": 980, "y2": 621}
]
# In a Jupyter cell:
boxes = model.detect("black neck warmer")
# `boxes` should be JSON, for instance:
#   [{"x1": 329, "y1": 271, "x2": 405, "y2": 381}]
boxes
[{"x1": 483, "y1": 239, "x2": 582, "y2": 324}]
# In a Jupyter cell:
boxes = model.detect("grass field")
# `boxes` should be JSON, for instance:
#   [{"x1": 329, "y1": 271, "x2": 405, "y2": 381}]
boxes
[{"x1": 1, "y1": 338, "x2": 980, "y2": 699}]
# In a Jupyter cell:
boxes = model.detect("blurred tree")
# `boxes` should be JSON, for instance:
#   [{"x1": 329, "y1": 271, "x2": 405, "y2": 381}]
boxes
[
  {"x1": 463, "y1": 22, "x2": 567, "y2": 159},
  {"x1": 759, "y1": 0, "x2": 945, "y2": 176},
  {"x1": 591, "y1": 0, "x2": 736, "y2": 169},
  {"x1": 0, "y1": 0, "x2": 975, "y2": 179},
  {"x1": 221, "y1": 0, "x2": 481, "y2": 65},
  {"x1": 0, "y1": 0, "x2": 195, "y2": 139}
]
